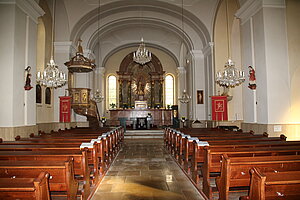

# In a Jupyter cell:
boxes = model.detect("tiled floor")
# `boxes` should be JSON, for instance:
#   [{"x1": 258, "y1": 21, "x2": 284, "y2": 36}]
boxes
[{"x1": 91, "y1": 139, "x2": 205, "y2": 200}]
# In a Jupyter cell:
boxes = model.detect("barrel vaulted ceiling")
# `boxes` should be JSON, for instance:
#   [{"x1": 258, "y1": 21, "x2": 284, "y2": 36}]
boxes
[{"x1": 49, "y1": 0, "x2": 244, "y2": 67}]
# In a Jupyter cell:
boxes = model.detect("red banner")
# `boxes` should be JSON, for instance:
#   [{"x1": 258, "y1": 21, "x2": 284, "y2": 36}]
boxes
[
  {"x1": 59, "y1": 96, "x2": 71, "y2": 123},
  {"x1": 211, "y1": 96, "x2": 228, "y2": 121}
]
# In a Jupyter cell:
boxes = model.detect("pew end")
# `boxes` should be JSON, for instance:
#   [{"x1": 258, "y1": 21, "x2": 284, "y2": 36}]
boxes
[
  {"x1": 262, "y1": 132, "x2": 268, "y2": 137},
  {"x1": 280, "y1": 134, "x2": 287, "y2": 141}
]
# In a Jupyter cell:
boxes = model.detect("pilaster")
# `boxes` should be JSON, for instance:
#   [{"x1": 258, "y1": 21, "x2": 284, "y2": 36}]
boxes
[{"x1": 236, "y1": 0, "x2": 291, "y2": 125}]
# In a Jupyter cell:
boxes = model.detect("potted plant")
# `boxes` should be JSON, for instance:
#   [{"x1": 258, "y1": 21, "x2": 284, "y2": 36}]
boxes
[{"x1": 110, "y1": 103, "x2": 116, "y2": 109}]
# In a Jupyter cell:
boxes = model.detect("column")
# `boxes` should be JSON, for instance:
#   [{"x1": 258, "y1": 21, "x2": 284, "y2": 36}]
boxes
[
  {"x1": 177, "y1": 66, "x2": 187, "y2": 119},
  {"x1": 53, "y1": 41, "x2": 72, "y2": 122},
  {"x1": 202, "y1": 42, "x2": 214, "y2": 120},
  {"x1": 188, "y1": 50, "x2": 205, "y2": 120},
  {"x1": 96, "y1": 67, "x2": 106, "y2": 116},
  {"x1": 236, "y1": 0, "x2": 291, "y2": 135}
]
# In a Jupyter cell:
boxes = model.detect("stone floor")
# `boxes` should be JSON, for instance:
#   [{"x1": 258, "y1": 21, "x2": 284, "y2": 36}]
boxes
[{"x1": 91, "y1": 139, "x2": 205, "y2": 200}]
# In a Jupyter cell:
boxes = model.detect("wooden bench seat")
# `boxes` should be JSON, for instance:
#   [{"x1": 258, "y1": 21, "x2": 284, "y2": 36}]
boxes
[
  {"x1": 0, "y1": 150, "x2": 90, "y2": 198},
  {"x1": 216, "y1": 154, "x2": 300, "y2": 200},
  {"x1": 0, "y1": 143, "x2": 99, "y2": 185},
  {"x1": 0, "y1": 172, "x2": 50, "y2": 200},
  {"x1": 0, "y1": 159, "x2": 79, "y2": 200},
  {"x1": 201, "y1": 146, "x2": 300, "y2": 199},
  {"x1": 241, "y1": 167, "x2": 300, "y2": 200}
]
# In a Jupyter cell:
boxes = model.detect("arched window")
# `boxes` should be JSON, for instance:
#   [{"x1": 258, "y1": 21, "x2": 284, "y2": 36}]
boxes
[
  {"x1": 165, "y1": 74, "x2": 174, "y2": 107},
  {"x1": 36, "y1": 84, "x2": 42, "y2": 104},
  {"x1": 45, "y1": 87, "x2": 51, "y2": 105},
  {"x1": 108, "y1": 75, "x2": 117, "y2": 108}
]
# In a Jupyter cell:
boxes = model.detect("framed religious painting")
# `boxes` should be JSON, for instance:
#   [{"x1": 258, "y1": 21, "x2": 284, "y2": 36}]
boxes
[{"x1": 197, "y1": 90, "x2": 204, "y2": 104}]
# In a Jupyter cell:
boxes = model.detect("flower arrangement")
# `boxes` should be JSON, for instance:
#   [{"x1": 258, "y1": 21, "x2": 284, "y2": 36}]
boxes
[
  {"x1": 110, "y1": 103, "x2": 116, "y2": 109},
  {"x1": 101, "y1": 117, "x2": 106, "y2": 124}
]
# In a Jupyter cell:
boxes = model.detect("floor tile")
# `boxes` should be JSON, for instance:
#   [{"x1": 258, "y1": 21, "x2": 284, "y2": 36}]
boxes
[{"x1": 91, "y1": 138, "x2": 204, "y2": 200}]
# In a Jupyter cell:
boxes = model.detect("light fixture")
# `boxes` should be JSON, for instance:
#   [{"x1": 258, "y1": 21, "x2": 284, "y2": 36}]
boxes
[
  {"x1": 178, "y1": 0, "x2": 190, "y2": 104},
  {"x1": 36, "y1": 0, "x2": 66, "y2": 88},
  {"x1": 93, "y1": 0, "x2": 105, "y2": 103},
  {"x1": 93, "y1": 89, "x2": 104, "y2": 103},
  {"x1": 133, "y1": 38, "x2": 152, "y2": 65},
  {"x1": 215, "y1": 0, "x2": 245, "y2": 88},
  {"x1": 133, "y1": 4, "x2": 151, "y2": 65},
  {"x1": 179, "y1": 89, "x2": 191, "y2": 104}
]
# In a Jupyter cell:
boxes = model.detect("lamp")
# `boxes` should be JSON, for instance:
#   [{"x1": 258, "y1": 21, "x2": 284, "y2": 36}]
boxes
[
  {"x1": 133, "y1": 4, "x2": 151, "y2": 65},
  {"x1": 93, "y1": 89, "x2": 104, "y2": 103},
  {"x1": 133, "y1": 38, "x2": 152, "y2": 65},
  {"x1": 179, "y1": 89, "x2": 191, "y2": 104},
  {"x1": 215, "y1": 0, "x2": 245, "y2": 88},
  {"x1": 36, "y1": 0, "x2": 66, "y2": 88},
  {"x1": 178, "y1": 0, "x2": 190, "y2": 104}
]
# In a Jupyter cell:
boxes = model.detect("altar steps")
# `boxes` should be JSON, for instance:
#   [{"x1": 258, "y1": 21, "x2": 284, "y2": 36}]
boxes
[{"x1": 124, "y1": 130, "x2": 164, "y2": 139}]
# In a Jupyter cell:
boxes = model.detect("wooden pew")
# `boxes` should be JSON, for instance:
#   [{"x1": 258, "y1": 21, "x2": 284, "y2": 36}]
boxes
[
  {"x1": 241, "y1": 167, "x2": 300, "y2": 200},
  {"x1": 216, "y1": 154, "x2": 300, "y2": 200},
  {"x1": 0, "y1": 143, "x2": 99, "y2": 185},
  {"x1": 0, "y1": 172, "x2": 50, "y2": 200},
  {"x1": 202, "y1": 146, "x2": 300, "y2": 199},
  {"x1": 0, "y1": 159, "x2": 79, "y2": 200},
  {"x1": 186, "y1": 135, "x2": 287, "y2": 174},
  {"x1": 0, "y1": 150, "x2": 90, "y2": 199}
]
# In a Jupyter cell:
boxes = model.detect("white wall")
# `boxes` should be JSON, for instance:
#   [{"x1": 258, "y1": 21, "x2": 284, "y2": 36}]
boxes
[{"x1": 0, "y1": 1, "x2": 43, "y2": 128}]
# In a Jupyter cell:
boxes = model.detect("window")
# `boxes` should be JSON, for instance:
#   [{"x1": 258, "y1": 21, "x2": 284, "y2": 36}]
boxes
[
  {"x1": 165, "y1": 74, "x2": 174, "y2": 107},
  {"x1": 36, "y1": 84, "x2": 42, "y2": 103},
  {"x1": 108, "y1": 75, "x2": 117, "y2": 108},
  {"x1": 45, "y1": 87, "x2": 51, "y2": 105}
]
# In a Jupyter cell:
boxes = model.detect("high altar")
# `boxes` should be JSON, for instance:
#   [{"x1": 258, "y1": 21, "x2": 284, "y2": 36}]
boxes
[
  {"x1": 109, "y1": 109, "x2": 172, "y2": 127},
  {"x1": 109, "y1": 53, "x2": 173, "y2": 127}
]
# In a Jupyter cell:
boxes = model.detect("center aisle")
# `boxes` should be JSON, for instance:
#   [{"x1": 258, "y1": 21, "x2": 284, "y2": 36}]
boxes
[{"x1": 91, "y1": 138, "x2": 204, "y2": 200}]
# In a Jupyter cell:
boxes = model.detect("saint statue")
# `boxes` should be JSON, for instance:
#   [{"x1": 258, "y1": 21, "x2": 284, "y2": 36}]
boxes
[
  {"x1": 248, "y1": 66, "x2": 256, "y2": 90},
  {"x1": 137, "y1": 80, "x2": 145, "y2": 95},
  {"x1": 24, "y1": 66, "x2": 33, "y2": 90}
]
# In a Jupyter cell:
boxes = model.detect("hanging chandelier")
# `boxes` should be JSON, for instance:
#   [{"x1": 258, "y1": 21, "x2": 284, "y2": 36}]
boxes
[
  {"x1": 133, "y1": 38, "x2": 152, "y2": 65},
  {"x1": 37, "y1": 58, "x2": 66, "y2": 88},
  {"x1": 179, "y1": 89, "x2": 191, "y2": 104},
  {"x1": 215, "y1": 0, "x2": 245, "y2": 88},
  {"x1": 36, "y1": 0, "x2": 66, "y2": 88},
  {"x1": 216, "y1": 59, "x2": 245, "y2": 87},
  {"x1": 93, "y1": 89, "x2": 104, "y2": 103}
]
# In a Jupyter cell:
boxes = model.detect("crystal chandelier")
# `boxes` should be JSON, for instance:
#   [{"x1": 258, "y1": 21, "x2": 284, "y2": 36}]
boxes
[
  {"x1": 93, "y1": 89, "x2": 104, "y2": 103},
  {"x1": 216, "y1": 59, "x2": 245, "y2": 87},
  {"x1": 37, "y1": 58, "x2": 66, "y2": 88},
  {"x1": 133, "y1": 38, "x2": 152, "y2": 65},
  {"x1": 215, "y1": 0, "x2": 245, "y2": 88},
  {"x1": 178, "y1": 89, "x2": 191, "y2": 104},
  {"x1": 36, "y1": 0, "x2": 66, "y2": 88}
]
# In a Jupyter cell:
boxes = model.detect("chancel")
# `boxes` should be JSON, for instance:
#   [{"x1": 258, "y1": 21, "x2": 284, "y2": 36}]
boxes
[{"x1": 1, "y1": 0, "x2": 300, "y2": 199}]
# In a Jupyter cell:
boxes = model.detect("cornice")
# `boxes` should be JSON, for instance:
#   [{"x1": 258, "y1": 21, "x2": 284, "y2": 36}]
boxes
[
  {"x1": 236, "y1": 0, "x2": 286, "y2": 25},
  {"x1": 0, "y1": 0, "x2": 44, "y2": 24}
]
